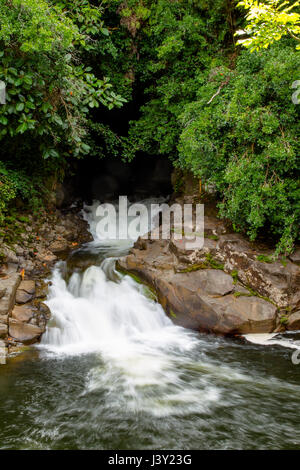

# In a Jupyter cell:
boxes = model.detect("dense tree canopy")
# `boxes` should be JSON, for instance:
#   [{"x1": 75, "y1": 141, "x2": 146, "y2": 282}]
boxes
[{"x1": 0, "y1": 0, "x2": 299, "y2": 254}]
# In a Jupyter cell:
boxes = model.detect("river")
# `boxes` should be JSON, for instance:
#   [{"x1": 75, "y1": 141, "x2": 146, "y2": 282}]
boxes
[{"x1": 0, "y1": 199, "x2": 300, "y2": 450}]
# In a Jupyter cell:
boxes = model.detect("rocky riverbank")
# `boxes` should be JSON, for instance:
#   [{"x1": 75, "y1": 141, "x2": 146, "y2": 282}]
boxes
[
  {"x1": 0, "y1": 205, "x2": 92, "y2": 363},
  {"x1": 118, "y1": 196, "x2": 300, "y2": 336}
]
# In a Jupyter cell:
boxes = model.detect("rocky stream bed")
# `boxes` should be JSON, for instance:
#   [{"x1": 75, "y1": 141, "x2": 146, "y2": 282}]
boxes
[{"x1": 0, "y1": 196, "x2": 299, "y2": 365}]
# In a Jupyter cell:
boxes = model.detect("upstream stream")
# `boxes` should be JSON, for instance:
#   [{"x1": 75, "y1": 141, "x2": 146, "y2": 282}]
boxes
[{"x1": 0, "y1": 199, "x2": 300, "y2": 450}]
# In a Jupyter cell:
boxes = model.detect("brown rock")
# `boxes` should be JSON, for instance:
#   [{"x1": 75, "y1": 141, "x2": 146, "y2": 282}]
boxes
[
  {"x1": 156, "y1": 276, "x2": 276, "y2": 334},
  {"x1": 0, "y1": 288, "x2": 6, "y2": 299},
  {"x1": 9, "y1": 319, "x2": 44, "y2": 344},
  {"x1": 186, "y1": 269, "x2": 234, "y2": 296},
  {"x1": 118, "y1": 233, "x2": 278, "y2": 335},
  {"x1": 218, "y1": 234, "x2": 300, "y2": 309},
  {"x1": 49, "y1": 239, "x2": 68, "y2": 254},
  {"x1": 287, "y1": 311, "x2": 300, "y2": 331},
  {"x1": 15, "y1": 289, "x2": 33, "y2": 304},
  {"x1": 0, "y1": 323, "x2": 8, "y2": 338},
  {"x1": 36, "y1": 251, "x2": 57, "y2": 263},
  {"x1": 205, "y1": 295, "x2": 277, "y2": 334},
  {"x1": 11, "y1": 305, "x2": 33, "y2": 323},
  {"x1": 38, "y1": 302, "x2": 51, "y2": 320},
  {"x1": 18, "y1": 280, "x2": 35, "y2": 295},
  {"x1": 35, "y1": 282, "x2": 49, "y2": 299},
  {"x1": 0, "y1": 273, "x2": 21, "y2": 316}
]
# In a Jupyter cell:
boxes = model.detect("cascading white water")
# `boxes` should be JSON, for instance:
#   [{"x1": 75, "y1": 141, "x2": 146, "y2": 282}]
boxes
[
  {"x1": 3, "y1": 200, "x2": 300, "y2": 449},
  {"x1": 42, "y1": 198, "x2": 183, "y2": 352},
  {"x1": 42, "y1": 199, "x2": 223, "y2": 416}
]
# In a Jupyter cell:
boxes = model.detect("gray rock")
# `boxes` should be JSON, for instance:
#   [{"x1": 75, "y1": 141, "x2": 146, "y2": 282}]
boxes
[
  {"x1": 15, "y1": 289, "x2": 33, "y2": 304},
  {"x1": 1, "y1": 246, "x2": 18, "y2": 264},
  {"x1": 36, "y1": 250, "x2": 57, "y2": 263},
  {"x1": 19, "y1": 260, "x2": 35, "y2": 273},
  {"x1": 13, "y1": 244, "x2": 24, "y2": 256},
  {"x1": 190, "y1": 269, "x2": 234, "y2": 296}
]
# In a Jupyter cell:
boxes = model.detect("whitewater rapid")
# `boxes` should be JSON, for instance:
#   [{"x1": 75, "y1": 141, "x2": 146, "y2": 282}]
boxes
[
  {"x1": 39, "y1": 198, "x2": 300, "y2": 419},
  {"x1": 41, "y1": 199, "x2": 221, "y2": 416}
]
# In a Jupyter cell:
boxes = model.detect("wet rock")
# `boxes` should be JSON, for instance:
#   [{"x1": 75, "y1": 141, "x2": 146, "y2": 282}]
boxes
[
  {"x1": 287, "y1": 311, "x2": 300, "y2": 331},
  {"x1": 35, "y1": 282, "x2": 49, "y2": 299},
  {"x1": 9, "y1": 319, "x2": 44, "y2": 344},
  {"x1": 38, "y1": 302, "x2": 51, "y2": 320},
  {"x1": 204, "y1": 295, "x2": 277, "y2": 334},
  {"x1": 11, "y1": 305, "x2": 33, "y2": 323}
]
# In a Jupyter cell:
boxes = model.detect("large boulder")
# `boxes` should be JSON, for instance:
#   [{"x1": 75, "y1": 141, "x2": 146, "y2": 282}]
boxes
[
  {"x1": 9, "y1": 319, "x2": 44, "y2": 344},
  {"x1": 117, "y1": 231, "x2": 280, "y2": 335},
  {"x1": 154, "y1": 274, "x2": 276, "y2": 334}
]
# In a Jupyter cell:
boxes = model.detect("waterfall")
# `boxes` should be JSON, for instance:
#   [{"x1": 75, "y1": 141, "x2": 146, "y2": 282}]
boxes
[{"x1": 41, "y1": 199, "x2": 222, "y2": 416}]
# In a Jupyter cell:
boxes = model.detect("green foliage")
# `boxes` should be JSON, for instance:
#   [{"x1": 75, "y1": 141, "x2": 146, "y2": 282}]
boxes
[
  {"x1": 256, "y1": 254, "x2": 274, "y2": 263},
  {"x1": 0, "y1": 0, "x2": 299, "y2": 257},
  {"x1": 127, "y1": 0, "x2": 236, "y2": 157},
  {"x1": 0, "y1": 0, "x2": 127, "y2": 221},
  {"x1": 178, "y1": 44, "x2": 300, "y2": 254},
  {"x1": 0, "y1": 0, "x2": 125, "y2": 161},
  {"x1": 237, "y1": 0, "x2": 300, "y2": 51}
]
